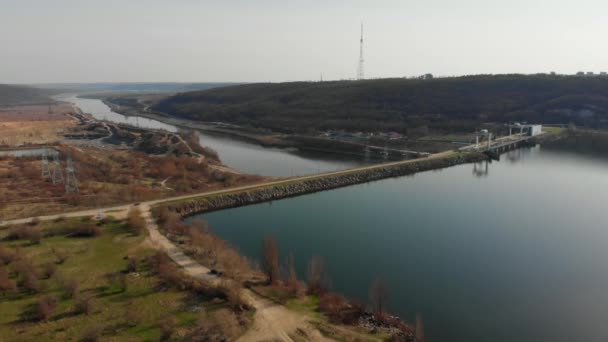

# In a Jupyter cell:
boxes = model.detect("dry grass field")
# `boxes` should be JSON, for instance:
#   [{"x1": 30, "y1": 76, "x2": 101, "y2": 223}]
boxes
[
  {"x1": 0, "y1": 145, "x2": 264, "y2": 220},
  {"x1": 0, "y1": 105, "x2": 75, "y2": 147}
]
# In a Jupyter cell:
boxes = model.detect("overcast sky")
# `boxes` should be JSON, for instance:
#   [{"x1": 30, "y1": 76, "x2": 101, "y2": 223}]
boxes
[{"x1": 1, "y1": 0, "x2": 607, "y2": 83}]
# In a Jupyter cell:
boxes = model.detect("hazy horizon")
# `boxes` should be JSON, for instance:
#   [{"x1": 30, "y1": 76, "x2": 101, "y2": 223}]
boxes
[{"x1": 2, "y1": 0, "x2": 607, "y2": 83}]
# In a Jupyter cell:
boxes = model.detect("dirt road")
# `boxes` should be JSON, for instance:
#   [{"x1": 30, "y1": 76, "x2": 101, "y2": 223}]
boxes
[
  {"x1": 0, "y1": 149, "x2": 458, "y2": 227},
  {"x1": 139, "y1": 203, "x2": 331, "y2": 341}
]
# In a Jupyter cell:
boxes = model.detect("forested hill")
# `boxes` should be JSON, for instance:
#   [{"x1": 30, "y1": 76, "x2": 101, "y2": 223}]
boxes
[
  {"x1": 0, "y1": 84, "x2": 53, "y2": 106},
  {"x1": 153, "y1": 75, "x2": 608, "y2": 134}
]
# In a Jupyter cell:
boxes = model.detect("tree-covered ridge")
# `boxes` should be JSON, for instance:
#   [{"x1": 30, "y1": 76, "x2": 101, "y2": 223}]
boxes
[
  {"x1": 0, "y1": 84, "x2": 52, "y2": 106},
  {"x1": 153, "y1": 75, "x2": 608, "y2": 134}
]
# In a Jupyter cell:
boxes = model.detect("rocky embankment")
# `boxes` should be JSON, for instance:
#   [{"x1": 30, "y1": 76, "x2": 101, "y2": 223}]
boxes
[{"x1": 168, "y1": 153, "x2": 487, "y2": 217}]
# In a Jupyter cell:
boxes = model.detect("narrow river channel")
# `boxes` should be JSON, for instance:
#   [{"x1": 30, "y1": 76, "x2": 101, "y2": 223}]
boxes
[
  {"x1": 55, "y1": 94, "x2": 368, "y2": 177},
  {"x1": 189, "y1": 141, "x2": 608, "y2": 342}
]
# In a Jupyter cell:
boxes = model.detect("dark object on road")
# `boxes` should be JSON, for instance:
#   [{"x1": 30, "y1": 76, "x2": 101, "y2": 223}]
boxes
[{"x1": 208, "y1": 269, "x2": 223, "y2": 277}]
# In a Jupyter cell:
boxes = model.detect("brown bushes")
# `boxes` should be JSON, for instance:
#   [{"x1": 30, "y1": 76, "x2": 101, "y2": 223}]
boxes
[
  {"x1": 220, "y1": 280, "x2": 248, "y2": 312},
  {"x1": 70, "y1": 223, "x2": 102, "y2": 238},
  {"x1": 63, "y1": 278, "x2": 79, "y2": 299},
  {"x1": 125, "y1": 256, "x2": 138, "y2": 273},
  {"x1": 0, "y1": 265, "x2": 16, "y2": 293},
  {"x1": 41, "y1": 262, "x2": 56, "y2": 279},
  {"x1": 74, "y1": 295, "x2": 95, "y2": 315},
  {"x1": 0, "y1": 245, "x2": 16, "y2": 265},
  {"x1": 36, "y1": 295, "x2": 58, "y2": 321},
  {"x1": 318, "y1": 293, "x2": 365, "y2": 325},
  {"x1": 6, "y1": 226, "x2": 42, "y2": 244},
  {"x1": 14, "y1": 259, "x2": 41, "y2": 293},
  {"x1": 81, "y1": 324, "x2": 102, "y2": 342},
  {"x1": 158, "y1": 316, "x2": 177, "y2": 341},
  {"x1": 187, "y1": 309, "x2": 242, "y2": 341}
]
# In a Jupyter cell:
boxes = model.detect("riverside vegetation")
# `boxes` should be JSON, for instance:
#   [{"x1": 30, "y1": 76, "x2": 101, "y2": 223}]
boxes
[{"x1": 153, "y1": 207, "x2": 421, "y2": 341}]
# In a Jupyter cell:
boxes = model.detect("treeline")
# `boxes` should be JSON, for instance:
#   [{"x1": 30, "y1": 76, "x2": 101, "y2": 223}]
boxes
[
  {"x1": 0, "y1": 84, "x2": 53, "y2": 106},
  {"x1": 153, "y1": 75, "x2": 608, "y2": 135}
]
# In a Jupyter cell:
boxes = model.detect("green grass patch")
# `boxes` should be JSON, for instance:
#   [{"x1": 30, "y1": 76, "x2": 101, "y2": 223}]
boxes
[{"x1": 0, "y1": 217, "x2": 216, "y2": 341}]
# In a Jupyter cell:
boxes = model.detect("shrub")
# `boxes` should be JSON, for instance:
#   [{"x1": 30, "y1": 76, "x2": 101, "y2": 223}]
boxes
[
  {"x1": 42, "y1": 262, "x2": 57, "y2": 279},
  {"x1": 125, "y1": 256, "x2": 138, "y2": 273},
  {"x1": 0, "y1": 266, "x2": 16, "y2": 293},
  {"x1": 71, "y1": 224, "x2": 102, "y2": 238},
  {"x1": 159, "y1": 316, "x2": 177, "y2": 341},
  {"x1": 27, "y1": 228, "x2": 42, "y2": 245},
  {"x1": 220, "y1": 280, "x2": 247, "y2": 312},
  {"x1": 74, "y1": 295, "x2": 95, "y2": 315},
  {"x1": 24, "y1": 272, "x2": 42, "y2": 293},
  {"x1": 0, "y1": 246, "x2": 16, "y2": 265},
  {"x1": 64, "y1": 279, "x2": 79, "y2": 299},
  {"x1": 36, "y1": 295, "x2": 58, "y2": 321},
  {"x1": 6, "y1": 226, "x2": 40, "y2": 243},
  {"x1": 81, "y1": 324, "x2": 102, "y2": 342}
]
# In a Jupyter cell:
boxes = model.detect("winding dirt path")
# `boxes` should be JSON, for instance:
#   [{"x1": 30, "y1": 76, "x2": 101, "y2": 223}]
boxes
[{"x1": 139, "y1": 204, "x2": 331, "y2": 342}]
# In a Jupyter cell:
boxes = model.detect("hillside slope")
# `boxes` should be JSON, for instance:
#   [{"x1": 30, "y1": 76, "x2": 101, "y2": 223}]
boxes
[
  {"x1": 0, "y1": 84, "x2": 52, "y2": 106},
  {"x1": 153, "y1": 75, "x2": 608, "y2": 134}
]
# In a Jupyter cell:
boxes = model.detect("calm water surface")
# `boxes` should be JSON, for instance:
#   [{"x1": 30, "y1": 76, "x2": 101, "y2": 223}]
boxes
[
  {"x1": 57, "y1": 94, "x2": 367, "y2": 176},
  {"x1": 191, "y1": 143, "x2": 608, "y2": 342}
]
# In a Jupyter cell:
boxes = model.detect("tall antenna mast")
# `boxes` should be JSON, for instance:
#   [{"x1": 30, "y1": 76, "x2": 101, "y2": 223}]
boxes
[{"x1": 357, "y1": 23, "x2": 365, "y2": 80}]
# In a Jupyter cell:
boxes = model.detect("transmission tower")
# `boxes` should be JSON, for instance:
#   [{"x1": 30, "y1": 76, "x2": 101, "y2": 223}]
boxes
[
  {"x1": 65, "y1": 156, "x2": 79, "y2": 193},
  {"x1": 41, "y1": 149, "x2": 51, "y2": 179},
  {"x1": 357, "y1": 23, "x2": 365, "y2": 80},
  {"x1": 51, "y1": 153, "x2": 64, "y2": 185}
]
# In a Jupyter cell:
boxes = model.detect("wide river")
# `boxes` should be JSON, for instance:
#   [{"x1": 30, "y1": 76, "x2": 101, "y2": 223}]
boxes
[
  {"x1": 55, "y1": 94, "x2": 368, "y2": 177},
  {"x1": 189, "y1": 141, "x2": 608, "y2": 342}
]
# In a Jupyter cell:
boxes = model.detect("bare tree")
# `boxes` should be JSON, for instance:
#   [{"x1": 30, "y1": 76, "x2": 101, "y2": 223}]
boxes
[
  {"x1": 415, "y1": 312, "x2": 425, "y2": 342},
  {"x1": 307, "y1": 256, "x2": 330, "y2": 294},
  {"x1": 369, "y1": 277, "x2": 389, "y2": 313},
  {"x1": 127, "y1": 207, "x2": 146, "y2": 236},
  {"x1": 261, "y1": 236, "x2": 279, "y2": 284}
]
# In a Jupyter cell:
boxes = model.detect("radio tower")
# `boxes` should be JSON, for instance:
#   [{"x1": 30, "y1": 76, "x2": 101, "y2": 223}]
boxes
[
  {"x1": 51, "y1": 153, "x2": 64, "y2": 185},
  {"x1": 41, "y1": 148, "x2": 51, "y2": 179},
  {"x1": 357, "y1": 23, "x2": 365, "y2": 80},
  {"x1": 65, "y1": 156, "x2": 79, "y2": 193}
]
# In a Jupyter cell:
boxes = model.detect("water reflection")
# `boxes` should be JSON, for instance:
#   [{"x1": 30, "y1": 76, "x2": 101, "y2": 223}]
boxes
[{"x1": 472, "y1": 160, "x2": 489, "y2": 177}]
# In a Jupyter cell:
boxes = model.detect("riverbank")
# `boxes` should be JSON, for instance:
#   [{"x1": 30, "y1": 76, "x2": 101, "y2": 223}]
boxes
[
  {"x1": 164, "y1": 151, "x2": 487, "y2": 217},
  {"x1": 96, "y1": 95, "x2": 451, "y2": 159}
]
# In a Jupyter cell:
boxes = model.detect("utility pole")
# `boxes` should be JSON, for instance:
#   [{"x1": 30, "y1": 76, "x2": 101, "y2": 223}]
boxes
[
  {"x1": 41, "y1": 148, "x2": 51, "y2": 179},
  {"x1": 65, "y1": 156, "x2": 79, "y2": 193},
  {"x1": 51, "y1": 153, "x2": 64, "y2": 185},
  {"x1": 357, "y1": 23, "x2": 365, "y2": 80}
]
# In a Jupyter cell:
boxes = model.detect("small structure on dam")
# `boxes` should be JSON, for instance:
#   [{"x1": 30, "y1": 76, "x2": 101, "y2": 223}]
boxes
[{"x1": 509, "y1": 123, "x2": 543, "y2": 137}]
